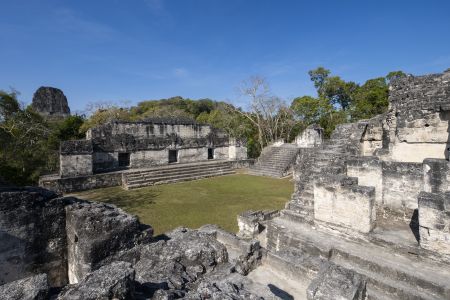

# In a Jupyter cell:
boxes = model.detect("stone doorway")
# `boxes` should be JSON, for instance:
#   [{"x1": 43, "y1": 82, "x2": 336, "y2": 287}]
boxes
[
  {"x1": 208, "y1": 148, "x2": 214, "y2": 159},
  {"x1": 118, "y1": 153, "x2": 130, "y2": 167},
  {"x1": 168, "y1": 150, "x2": 178, "y2": 163}
]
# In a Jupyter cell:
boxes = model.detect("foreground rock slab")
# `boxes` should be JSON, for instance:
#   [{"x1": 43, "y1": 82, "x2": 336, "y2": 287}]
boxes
[{"x1": 0, "y1": 273, "x2": 49, "y2": 300}]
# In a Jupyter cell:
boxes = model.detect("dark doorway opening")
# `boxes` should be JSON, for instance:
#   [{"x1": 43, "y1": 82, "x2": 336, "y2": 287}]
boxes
[
  {"x1": 208, "y1": 148, "x2": 214, "y2": 159},
  {"x1": 168, "y1": 150, "x2": 178, "y2": 163},
  {"x1": 118, "y1": 153, "x2": 130, "y2": 167}
]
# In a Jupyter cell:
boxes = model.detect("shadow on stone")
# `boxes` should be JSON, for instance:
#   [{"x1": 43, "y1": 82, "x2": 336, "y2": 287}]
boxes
[
  {"x1": 268, "y1": 284, "x2": 294, "y2": 300},
  {"x1": 409, "y1": 209, "x2": 420, "y2": 243}
]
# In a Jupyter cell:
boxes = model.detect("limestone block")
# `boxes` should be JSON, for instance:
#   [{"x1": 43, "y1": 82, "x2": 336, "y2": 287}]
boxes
[
  {"x1": 382, "y1": 161, "x2": 422, "y2": 213},
  {"x1": 418, "y1": 192, "x2": 450, "y2": 256},
  {"x1": 0, "y1": 273, "x2": 49, "y2": 300},
  {"x1": 347, "y1": 157, "x2": 382, "y2": 206},
  {"x1": 65, "y1": 202, "x2": 149, "y2": 283},
  {"x1": 307, "y1": 262, "x2": 366, "y2": 300},
  {"x1": 0, "y1": 188, "x2": 68, "y2": 287},
  {"x1": 390, "y1": 142, "x2": 450, "y2": 162},
  {"x1": 57, "y1": 262, "x2": 135, "y2": 300},
  {"x1": 314, "y1": 176, "x2": 376, "y2": 234},
  {"x1": 423, "y1": 158, "x2": 450, "y2": 193}
]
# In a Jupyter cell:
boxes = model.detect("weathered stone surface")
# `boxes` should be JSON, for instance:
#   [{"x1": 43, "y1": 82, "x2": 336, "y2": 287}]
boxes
[
  {"x1": 39, "y1": 172, "x2": 122, "y2": 194},
  {"x1": 0, "y1": 273, "x2": 49, "y2": 300},
  {"x1": 237, "y1": 210, "x2": 279, "y2": 239},
  {"x1": 184, "y1": 277, "x2": 263, "y2": 300},
  {"x1": 423, "y1": 158, "x2": 450, "y2": 193},
  {"x1": 307, "y1": 263, "x2": 366, "y2": 300},
  {"x1": 295, "y1": 124, "x2": 324, "y2": 148},
  {"x1": 65, "y1": 201, "x2": 151, "y2": 284},
  {"x1": 31, "y1": 86, "x2": 70, "y2": 118},
  {"x1": 0, "y1": 187, "x2": 68, "y2": 287},
  {"x1": 314, "y1": 175, "x2": 376, "y2": 234},
  {"x1": 418, "y1": 191, "x2": 450, "y2": 257},
  {"x1": 57, "y1": 261, "x2": 135, "y2": 300},
  {"x1": 385, "y1": 70, "x2": 450, "y2": 162}
]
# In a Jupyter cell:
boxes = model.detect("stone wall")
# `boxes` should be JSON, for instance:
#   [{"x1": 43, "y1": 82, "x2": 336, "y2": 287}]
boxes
[
  {"x1": 347, "y1": 157, "x2": 383, "y2": 206},
  {"x1": 178, "y1": 147, "x2": 208, "y2": 163},
  {"x1": 347, "y1": 158, "x2": 423, "y2": 221},
  {"x1": 39, "y1": 172, "x2": 122, "y2": 194},
  {"x1": 382, "y1": 161, "x2": 423, "y2": 219},
  {"x1": 60, "y1": 140, "x2": 93, "y2": 177},
  {"x1": 130, "y1": 149, "x2": 168, "y2": 168},
  {"x1": 314, "y1": 176, "x2": 376, "y2": 234},
  {"x1": 92, "y1": 152, "x2": 118, "y2": 172},
  {"x1": 87, "y1": 121, "x2": 214, "y2": 141},
  {"x1": 384, "y1": 70, "x2": 450, "y2": 162}
]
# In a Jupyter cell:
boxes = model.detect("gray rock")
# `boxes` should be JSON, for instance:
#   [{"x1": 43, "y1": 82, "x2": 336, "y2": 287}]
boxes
[
  {"x1": 65, "y1": 201, "x2": 151, "y2": 283},
  {"x1": 57, "y1": 261, "x2": 135, "y2": 300},
  {"x1": 307, "y1": 262, "x2": 366, "y2": 300},
  {"x1": 31, "y1": 86, "x2": 70, "y2": 118},
  {"x1": 0, "y1": 273, "x2": 49, "y2": 300},
  {"x1": 0, "y1": 187, "x2": 68, "y2": 287}
]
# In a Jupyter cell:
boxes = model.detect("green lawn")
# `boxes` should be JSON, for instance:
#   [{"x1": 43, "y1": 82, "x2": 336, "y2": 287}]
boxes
[{"x1": 72, "y1": 174, "x2": 293, "y2": 235}]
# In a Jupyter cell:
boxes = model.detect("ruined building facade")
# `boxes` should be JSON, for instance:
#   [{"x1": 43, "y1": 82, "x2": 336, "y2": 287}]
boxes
[{"x1": 59, "y1": 117, "x2": 247, "y2": 178}]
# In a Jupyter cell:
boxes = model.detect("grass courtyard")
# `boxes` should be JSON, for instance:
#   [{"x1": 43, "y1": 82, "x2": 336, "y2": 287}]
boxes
[{"x1": 72, "y1": 174, "x2": 293, "y2": 235}]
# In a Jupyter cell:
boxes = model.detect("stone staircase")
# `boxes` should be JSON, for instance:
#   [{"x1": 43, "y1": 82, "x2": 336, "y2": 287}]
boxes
[
  {"x1": 122, "y1": 160, "x2": 235, "y2": 190},
  {"x1": 265, "y1": 218, "x2": 450, "y2": 300},
  {"x1": 284, "y1": 122, "x2": 367, "y2": 224},
  {"x1": 248, "y1": 144, "x2": 300, "y2": 178}
]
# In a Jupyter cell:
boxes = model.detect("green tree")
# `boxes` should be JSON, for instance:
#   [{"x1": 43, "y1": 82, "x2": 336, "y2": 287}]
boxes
[
  {"x1": 350, "y1": 77, "x2": 389, "y2": 120},
  {"x1": 308, "y1": 67, "x2": 330, "y2": 96}
]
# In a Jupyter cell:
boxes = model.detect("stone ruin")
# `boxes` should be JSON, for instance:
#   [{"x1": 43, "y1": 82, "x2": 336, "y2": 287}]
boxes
[
  {"x1": 1, "y1": 69, "x2": 450, "y2": 299},
  {"x1": 31, "y1": 87, "x2": 70, "y2": 118},
  {"x1": 39, "y1": 117, "x2": 249, "y2": 193}
]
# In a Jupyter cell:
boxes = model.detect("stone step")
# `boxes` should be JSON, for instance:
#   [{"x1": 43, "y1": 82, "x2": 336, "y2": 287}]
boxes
[
  {"x1": 125, "y1": 170, "x2": 236, "y2": 190},
  {"x1": 126, "y1": 161, "x2": 232, "y2": 177},
  {"x1": 267, "y1": 218, "x2": 450, "y2": 300},
  {"x1": 126, "y1": 168, "x2": 234, "y2": 185},
  {"x1": 247, "y1": 170, "x2": 284, "y2": 178},
  {"x1": 126, "y1": 165, "x2": 232, "y2": 180},
  {"x1": 280, "y1": 209, "x2": 314, "y2": 225}
]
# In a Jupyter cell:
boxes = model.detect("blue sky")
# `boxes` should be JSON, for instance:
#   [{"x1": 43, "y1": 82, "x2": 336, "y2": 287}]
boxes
[{"x1": 1, "y1": 0, "x2": 450, "y2": 113}]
